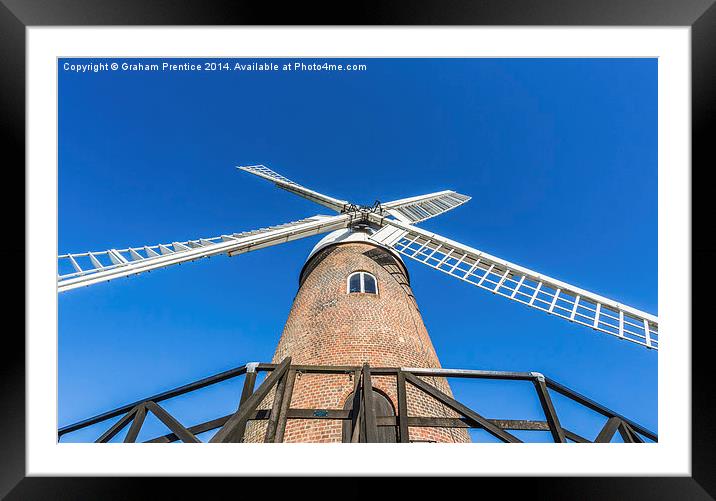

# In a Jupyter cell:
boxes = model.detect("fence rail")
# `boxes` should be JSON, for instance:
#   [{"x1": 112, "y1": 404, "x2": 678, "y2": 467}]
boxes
[{"x1": 59, "y1": 360, "x2": 656, "y2": 444}]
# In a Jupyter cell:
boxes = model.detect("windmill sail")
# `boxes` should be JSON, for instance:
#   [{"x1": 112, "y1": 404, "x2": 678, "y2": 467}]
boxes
[
  {"x1": 238, "y1": 165, "x2": 349, "y2": 213},
  {"x1": 368, "y1": 216, "x2": 658, "y2": 350},
  {"x1": 382, "y1": 190, "x2": 472, "y2": 224},
  {"x1": 58, "y1": 214, "x2": 351, "y2": 293}
]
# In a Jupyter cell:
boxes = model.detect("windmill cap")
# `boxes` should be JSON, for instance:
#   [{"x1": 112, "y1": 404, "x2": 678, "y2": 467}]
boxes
[
  {"x1": 306, "y1": 227, "x2": 405, "y2": 262},
  {"x1": 299, "y1": 226, "x2": 408, "y2": 285}
]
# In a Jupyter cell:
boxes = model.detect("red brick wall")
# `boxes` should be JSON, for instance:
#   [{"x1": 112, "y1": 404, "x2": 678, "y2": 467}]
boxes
[{"x1": 246, "y1": 241, "x2": 470, "y2": 443}]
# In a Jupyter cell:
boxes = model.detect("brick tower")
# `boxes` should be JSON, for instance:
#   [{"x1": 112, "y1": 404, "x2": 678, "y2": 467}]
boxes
[{"x1": 246, "y1": 226, "x2": 471, "y2": 443}]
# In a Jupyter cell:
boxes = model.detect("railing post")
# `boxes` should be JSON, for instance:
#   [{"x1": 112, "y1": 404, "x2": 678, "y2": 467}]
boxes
[
  {"x1": 239, "y1": 363, "x2": 259, "y2": 406},
  {"x1": 532, "y1": 375, "x2": 566, "y2": 443},
  {"x1": 273, "y1": 369, "x2": 297, "y2": 443},
  {"x1": 350, "y1": 369, "x2": 363, "y2": 443},
  {"x1": 264, "y1": 370, "x2": 288, "y2": 442},
  {"x1": 362, "y1": 364, "x2": 378, "y2": 443},
  {"x1": 229, "y1": 363, "x2": 260, "y2": 442},
  {"x1": 396, "y1": 370, "x2": 409, "y2": 443},
  {"x1": 210, "y1": 357, "x2": 291, "y2": 443}
]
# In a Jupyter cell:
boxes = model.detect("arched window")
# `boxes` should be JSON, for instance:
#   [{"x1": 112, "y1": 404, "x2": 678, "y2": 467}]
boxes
[{"x1": 347, "y1": 271, "x2": 378, "y2": 294}]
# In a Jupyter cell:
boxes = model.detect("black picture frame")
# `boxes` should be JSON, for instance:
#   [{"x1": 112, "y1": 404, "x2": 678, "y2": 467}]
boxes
[{"x1": 2, "y1": 0, "x2": 713, "y2": 497}]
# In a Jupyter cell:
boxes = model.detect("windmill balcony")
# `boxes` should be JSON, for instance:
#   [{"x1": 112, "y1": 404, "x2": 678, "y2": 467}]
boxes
[{"x1": 58, "y1": 358, "x2": 656, "y2": 444}]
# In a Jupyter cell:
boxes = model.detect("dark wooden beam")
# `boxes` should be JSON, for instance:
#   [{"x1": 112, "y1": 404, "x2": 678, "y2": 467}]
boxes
[
  {"x1": 350, "y1": 369, "x2": 363, "y2": 443},
  {"x1": 533, "y1": 378, "x2": 566, "y2": 443},
  {"x1": 239, "y1": 368, "x2": 257, "y2": 407},
  {"x1": 392, "y1": 417, "x2": 551, "y2": 430},
  {"x1": 490, "y1": 419, "x2": 550, "y2": 431},
  {"x1": 232, "y1": 369, "x2": 259, "y2": 441},
  {"x1": 264, "y1": 369, "x2": 288, "y2": 443},
  {"x1": 286, "y1": 409, "x2": 351, "y2": 419},
  {"x1": 123, "y1": 404, "x2": 147, "y2": 443},
  {"x1": 396, "y1": 371, "x2": 409, "y2": 443},
  {"x1": 362, "y1": 364, "x2": 378, "y2": 443},
  {"x1": 210, "y1": 357, "x2": 291, "y2": 443},
  {"x1": 145, "y1": 401, "x2": 199, "y2": 443},
  {"x1": 95, "y1": 406, "x2": 138, "y2": 443},
  {"x1": 594, "y1": 417, "x2": 622, "y2": 443},
  {"x1": 60, "y1": 364, "x2": 249, "y2": 437},
  {"x1": 545, "y1": 377, "x2": 657, "y2": 441},
  {"x1": 403, "y1": 371, "x2": 521, "y2": 443},
  {"x1": 273, "y1": 369, "x2": 297, "y2": 443},
  {"x1": 256, "y1": 363, "x2": 359, "y2": 374},
  {"x1": 384, "y1": 367, "x2": 536, "y2": 380},
  {"x1": 620, "y1": 421, "x2": 645, "y2": 443},
  {"x1": 144, "y1": 412, "x2": 557, "y2": 443},
  {"x1": 145, "y1": 414, "x2": 232, "y2": 443},
  {"x1": 618, "y1": 421, "x2": 635, "y2": 443},
  {"x1": 563, "y1": 428, "x2": 591, "y2": 443}
]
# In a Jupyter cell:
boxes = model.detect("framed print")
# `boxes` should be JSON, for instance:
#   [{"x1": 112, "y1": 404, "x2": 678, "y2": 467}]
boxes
[{"x1": 3, "y1": 0, "x2": 715, "y2": 497}]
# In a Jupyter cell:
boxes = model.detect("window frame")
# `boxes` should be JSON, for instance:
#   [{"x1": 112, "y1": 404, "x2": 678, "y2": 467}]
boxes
[{"x1": 346, "y1": 271, "x2": 378, "y2": 295}]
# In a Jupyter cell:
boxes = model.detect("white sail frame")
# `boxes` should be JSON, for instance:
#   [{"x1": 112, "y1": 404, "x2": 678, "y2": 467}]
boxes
[
  {"x1": 368, "y1": 215, "x2": 658, "y2": 350},
  {"x1": 382, "y1": 190, "x2": 472, "y2": 223},
  {"x1": 58, "y1": 214, "x2": 351, "y2": 293},
  {"x1": 237, "y1": 165, "x2": 349, "y2": 213}
]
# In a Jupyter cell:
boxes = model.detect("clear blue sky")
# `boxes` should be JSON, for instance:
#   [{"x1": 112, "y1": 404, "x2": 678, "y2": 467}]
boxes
[{"x1": 58, "y1": 58, "x2": 657, "y2": 443}]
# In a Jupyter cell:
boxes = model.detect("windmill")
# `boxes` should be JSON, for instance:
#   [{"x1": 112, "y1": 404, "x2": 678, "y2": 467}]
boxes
[{"x1": 58, "y1": 165, "x2": 658, "y2": 444}]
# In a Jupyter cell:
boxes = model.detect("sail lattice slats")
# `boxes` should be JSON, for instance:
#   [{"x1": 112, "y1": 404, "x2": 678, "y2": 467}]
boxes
[
  {"x1": 237, "y1": 164, "x2": 349, "y2": 213},
  {"x1": 369, "y1": 218, "x2": 658, "y2": 350},
  {"x1": 58, "y1": 214, "x2": 351, "y2": 293},
  {"x1": 382, "y1": 190, "x2": 471, "y2": 224}
]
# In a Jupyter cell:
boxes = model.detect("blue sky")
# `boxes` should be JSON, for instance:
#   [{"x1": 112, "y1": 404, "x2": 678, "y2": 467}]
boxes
[{"x1": 58, "y1": 58, "x2": 657, "y2": 443}]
